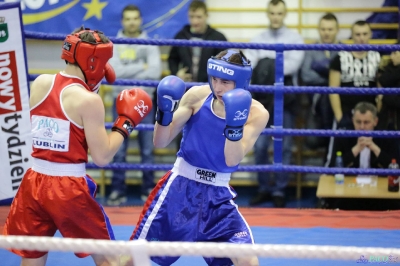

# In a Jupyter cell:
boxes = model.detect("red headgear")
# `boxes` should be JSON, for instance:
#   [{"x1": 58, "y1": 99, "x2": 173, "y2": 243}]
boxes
[{"x1": 61, "y1": 29, "x2": 114, "y2": 92}]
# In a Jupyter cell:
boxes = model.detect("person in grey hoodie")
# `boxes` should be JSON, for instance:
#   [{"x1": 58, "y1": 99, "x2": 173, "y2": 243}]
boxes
[
  {"x1": 107, "y1": 4, "x2": 162, "y2": 205},
  {"x1": 246, "y1": 0, "x2": 304, "y2": 208}
]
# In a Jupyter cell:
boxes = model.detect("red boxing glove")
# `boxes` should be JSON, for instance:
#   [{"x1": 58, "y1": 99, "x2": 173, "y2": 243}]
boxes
[
  {"x1": 112, "y1": 88, "x2": 153, "y2": 139},
  {"x1": 105, "y1": 63, "x2": 116, "y2": 84}
]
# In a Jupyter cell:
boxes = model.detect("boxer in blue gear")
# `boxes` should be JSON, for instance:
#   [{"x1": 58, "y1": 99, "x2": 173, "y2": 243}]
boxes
[{"x1": 128, "y1": 49, "x2": 269, "y2": 266}]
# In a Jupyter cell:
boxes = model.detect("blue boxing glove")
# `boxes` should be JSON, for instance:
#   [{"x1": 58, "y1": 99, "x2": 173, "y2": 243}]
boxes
[
  {"x1": 311, "y1": 58, "x2": 331, "y2": 78},
  {"x1": 222, "y1": 89, "x2": 252, "y2": 141},
  {"x1": 156, "y1": 75, "x2": 186, "y2": 126}
]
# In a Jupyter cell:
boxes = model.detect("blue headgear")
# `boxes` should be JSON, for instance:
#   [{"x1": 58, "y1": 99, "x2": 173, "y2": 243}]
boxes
[{"x1": 207, "y1": 49, "x2": 252, "y2": 96}]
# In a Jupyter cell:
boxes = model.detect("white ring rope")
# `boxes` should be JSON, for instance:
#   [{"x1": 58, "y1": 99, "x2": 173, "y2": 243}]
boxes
[{"x1": 0, "y1": 236, "x2": 399, "y2": 260}]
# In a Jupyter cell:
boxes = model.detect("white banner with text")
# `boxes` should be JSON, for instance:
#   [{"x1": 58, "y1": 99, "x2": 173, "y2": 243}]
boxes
[{"x1": 0, "y1": 3, "x2": 31, "y2": 202}]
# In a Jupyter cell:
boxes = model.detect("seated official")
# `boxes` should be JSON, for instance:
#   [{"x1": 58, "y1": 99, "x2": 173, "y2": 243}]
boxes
[
  {"x1": 322, "y1": 102, "x2": 400, "y2": 211},
  {"x1": 328, "y1": 102, "x2": 398, "y2": 169}
]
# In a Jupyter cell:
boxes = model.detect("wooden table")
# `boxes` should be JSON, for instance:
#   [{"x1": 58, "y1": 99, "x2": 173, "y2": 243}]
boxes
[{"x1": 317, "y1": 175, "x2": 400, "y2": 199}]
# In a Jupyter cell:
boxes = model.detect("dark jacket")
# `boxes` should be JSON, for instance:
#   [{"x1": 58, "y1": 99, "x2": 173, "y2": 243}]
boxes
[
  {"x1": 329, "y1": 128, "x2": 397, "y2": 169},
  {"x1": 378, "y1": 63, "x2": 400, "y2": 130},
  {"x1": 251, "y1": 57, "x2": 297, "y2": 121},
  {"x1": 168, "y1": 25, "x2": 227, "y2": 82}
]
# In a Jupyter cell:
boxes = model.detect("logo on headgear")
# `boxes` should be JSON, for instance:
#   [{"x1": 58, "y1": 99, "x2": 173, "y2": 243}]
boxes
[
  {"x1": 63, "y1": 42, "x2": 72, "y2": 51},
  {"x1": 0, "y1": 17, "x2": 9, "y2": 43},
  {"x1": 208, "y1": 63, "x2": 234, "y2": 75},
  {"x1": 234, "y1": 109, "x2": 248, "y2": 121},
  {"x1": 134, "y1": 100, "x2": 148, "y2": 118}
]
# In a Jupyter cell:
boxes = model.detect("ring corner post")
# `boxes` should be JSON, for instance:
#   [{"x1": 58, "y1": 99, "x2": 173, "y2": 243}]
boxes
[{"x1": 273, "y1": 44, "x2": 285, "y2": 169}]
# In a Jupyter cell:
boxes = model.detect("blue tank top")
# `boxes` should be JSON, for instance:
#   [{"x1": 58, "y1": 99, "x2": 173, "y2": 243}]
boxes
[{"x1": 177, "y1": 93, "x2": 239, "y2": 173}]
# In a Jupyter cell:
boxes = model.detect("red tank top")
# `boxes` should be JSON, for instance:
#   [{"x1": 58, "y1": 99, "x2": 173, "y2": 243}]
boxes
[{"x1": 31, "y1": 72, "x2": 88, "y2": 163}]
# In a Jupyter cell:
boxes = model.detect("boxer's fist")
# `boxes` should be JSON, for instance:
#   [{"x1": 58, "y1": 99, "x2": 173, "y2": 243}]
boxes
[
  {"x1": 222, "y1": 89, "x2": 252, "y2": 141},
  {"x1": 105, "y1": 63, "x2": 116, "y2": 84},
  {"x1": 156, "y1": 75, "x2": 186, "y2": 126},
  {"x1": 112, "y1": 88, "x2": 153, "y2": 139}
]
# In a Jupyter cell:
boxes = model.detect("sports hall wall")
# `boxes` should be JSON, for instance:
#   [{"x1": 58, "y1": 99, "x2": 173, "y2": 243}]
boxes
[
  {"x1": 206, "y1": 0, "x2": 389, "y2": 42},
  {"x1": 25, "y1": 0, "x2": 390, "y2": 73}
]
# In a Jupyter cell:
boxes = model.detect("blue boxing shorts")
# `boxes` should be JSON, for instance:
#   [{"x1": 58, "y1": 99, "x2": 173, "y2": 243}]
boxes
[{"x1": 130, "y1": 157, "x2": 254, "y2": 266}]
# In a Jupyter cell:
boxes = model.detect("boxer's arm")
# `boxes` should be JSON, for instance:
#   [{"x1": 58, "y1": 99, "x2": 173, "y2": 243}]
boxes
[
  {"x1": 80, "y1": 93, "x2": 124, "y2": 166},
  {"x1": 224, "y1": 102, "x2": 269, "y2": 166}
]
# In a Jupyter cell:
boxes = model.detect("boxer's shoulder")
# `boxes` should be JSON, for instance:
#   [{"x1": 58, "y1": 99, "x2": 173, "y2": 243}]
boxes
[
  {"x1": 32, "y1": 74, "x2": 55, "y2": 87},
  {"x1": 187, "y1": 84, "x2": 209, "y2": 95},
  {"x1": 30, "y1": 74, "x2": 55, "y2": 107},
  {"x1": 250, "y1": 99, "x2": 268, "y2": 112},
  {"x1": 182, "y1": 85, "x2": 210, "y2": 106},
  {"x1": 248, "y1": 99, "x2": 269, "y2": 127}
]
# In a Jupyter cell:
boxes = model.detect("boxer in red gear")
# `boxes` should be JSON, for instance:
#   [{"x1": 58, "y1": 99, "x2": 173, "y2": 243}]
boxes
[{"x1": 3, "y1": 26, "x2": 152, "y2": 266}]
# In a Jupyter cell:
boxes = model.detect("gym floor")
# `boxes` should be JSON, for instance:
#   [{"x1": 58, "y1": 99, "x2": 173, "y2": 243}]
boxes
[
  {"x1": 1, "y1": 186, "x2": 399, "y2": 266},
  {"x1": 0, "y1": 206, "x2": 399, "y2": 265}
]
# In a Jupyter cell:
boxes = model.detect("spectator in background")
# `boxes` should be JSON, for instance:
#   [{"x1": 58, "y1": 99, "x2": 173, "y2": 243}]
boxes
[
  {"x1": 302, "y1": 13, "x2": 340, "y2": 87},
  {"x1": 107, "y1": 4, "x2": 162, "y2": 205},
  {"x1": 376, "y1": 42, "x2": 400, "y2": 158},
  {"x1": 329, "y1": 102, "x2": 396, "y2": 169},
  {"x1": 246, "y1": 0, "x2": 305, "y2": 207},
  {"x1": 366, "y1": 0, "x2": 398, "y2": 40},
  {"x1": 301, "y1": 13, "x2": 339, "y2": 151},
  {"x1": 326, "y1": 20, "x2": 380, "y2": 166},
  {"x1": 325, "y1": 102, "x2": 399, "y2": 211},
  {"x1": 377, "y1": 41, "x2": 400, "y2": 131},
  {"x1": 168, "y1": 0, "x2": 227, "y2": 83}
]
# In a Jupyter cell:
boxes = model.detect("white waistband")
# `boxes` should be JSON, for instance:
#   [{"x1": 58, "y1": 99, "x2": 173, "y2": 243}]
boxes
[
  {"x1": 172, "y1": 157, "x2": 231, "y2": 186},
  {"x1": 32, "y1": 158, "x2": 86, "y2": 177}
]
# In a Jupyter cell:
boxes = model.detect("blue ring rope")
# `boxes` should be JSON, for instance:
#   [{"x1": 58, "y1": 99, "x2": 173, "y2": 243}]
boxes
[
  {"x1": 86, "y1": 163, "x2": 400, "y2": 175},
  {"x1": 25, "y1": 31, "x2": 400, "y2": 52},
  {"x1": 28, "y1": 75, "x2": 400, "y2": 95},
  {"x1": 104, "y1": 123, "x2": 400, "y2": 138}
]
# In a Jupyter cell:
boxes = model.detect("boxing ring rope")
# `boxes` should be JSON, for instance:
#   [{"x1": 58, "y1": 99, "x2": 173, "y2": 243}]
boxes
[
  {"x1": 0, "y1": 235, "x2": 399, "y2": 264},
  {"x1": 25, "y1": 31, "x2": 400, "y2": 176},
  {"x1": 24, "y1": 31, "x2": 400, "y2": 51}
]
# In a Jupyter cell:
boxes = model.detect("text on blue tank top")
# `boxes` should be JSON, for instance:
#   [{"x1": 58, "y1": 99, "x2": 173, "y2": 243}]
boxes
[{"x1": 177, "y1": 93, "x2": 239, "y2": 173}]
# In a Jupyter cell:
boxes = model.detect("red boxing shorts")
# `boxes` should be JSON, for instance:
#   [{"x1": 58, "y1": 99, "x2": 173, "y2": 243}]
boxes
[{"x1": 3, "y1": 162, "x2": 114, "y2": 259}]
